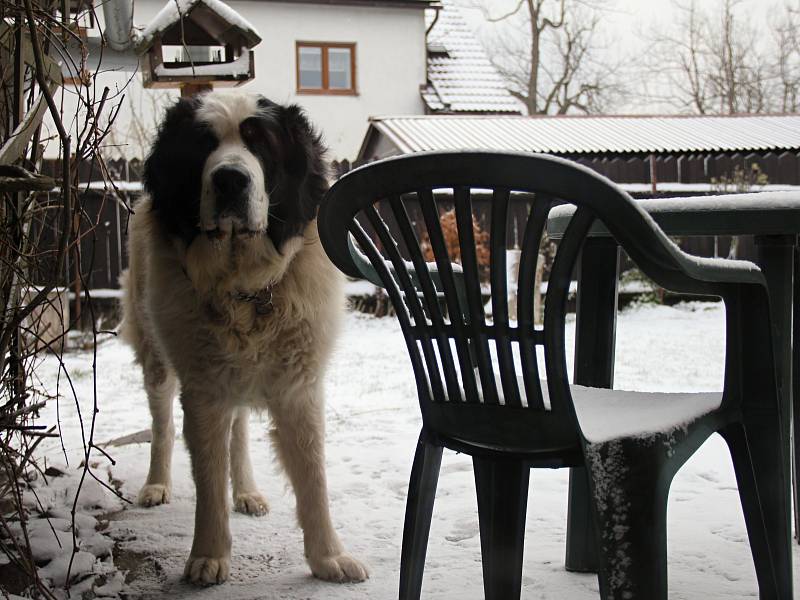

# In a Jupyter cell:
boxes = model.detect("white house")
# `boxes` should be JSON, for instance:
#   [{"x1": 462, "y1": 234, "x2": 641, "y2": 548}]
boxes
[
  {"x1": 49, "y1": 0, "x2": 519, "y2": 163},
  {"x1": 51, "y1": 0, "x2": 434, "y2": 162}
]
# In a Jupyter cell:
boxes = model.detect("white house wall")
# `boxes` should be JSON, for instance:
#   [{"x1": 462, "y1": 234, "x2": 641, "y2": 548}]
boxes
[
  {"x1": 44, "y1": 1, "x2": 428, "y2": 163},
  {"x1": 233, "y1": 1, "x2": 427, "y2": 160}
]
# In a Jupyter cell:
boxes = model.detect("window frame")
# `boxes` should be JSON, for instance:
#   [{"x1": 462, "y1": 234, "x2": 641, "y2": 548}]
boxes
[{"x1": 296, "y1": 41, "x2": 357, "y2": 96}]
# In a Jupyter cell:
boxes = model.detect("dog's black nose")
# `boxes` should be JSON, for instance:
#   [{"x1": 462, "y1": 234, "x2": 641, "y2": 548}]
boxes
[
  {"x1": 212, "y1": 166, "x2": 250, "y2": 219},
  {"x1": 212, "y1": 165, "x2": 250, "y2": 198}
]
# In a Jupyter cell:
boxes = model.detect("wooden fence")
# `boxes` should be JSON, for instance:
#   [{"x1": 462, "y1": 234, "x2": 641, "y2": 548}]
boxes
[{"x1": 37, "y1": 150, "x2": 799, "y2": 293}]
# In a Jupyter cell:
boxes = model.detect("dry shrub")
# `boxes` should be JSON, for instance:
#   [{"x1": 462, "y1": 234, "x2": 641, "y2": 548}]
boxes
[{"x1": 420, "y1": 209, "x2": 491, "y2": 282}]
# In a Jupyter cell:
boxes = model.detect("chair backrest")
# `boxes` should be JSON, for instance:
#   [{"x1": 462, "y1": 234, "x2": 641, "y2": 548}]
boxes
[{"x1": 319, "y1": 151, "x2": 697, "y2": 456}]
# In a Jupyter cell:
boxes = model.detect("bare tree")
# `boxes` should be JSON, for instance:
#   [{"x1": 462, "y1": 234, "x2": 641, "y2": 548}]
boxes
[
  {"x1": 772, "y1": 1, "x2": 800, "y2": 112},
  {"x1": 106, "y1": 88, "x2": 176, "y2": 159},
  {"x1": 708, "y1": 0, "x2": 770, "y2": 113},
  {"x1": 470, "y1": 0, "x2": 621, "y2": 115},
  {"x1": 0, "y1": 0, "x2": 130, "y2": 595},
  {"x1": 644, "y1": 0, "x2": 799, "y2": 114}
]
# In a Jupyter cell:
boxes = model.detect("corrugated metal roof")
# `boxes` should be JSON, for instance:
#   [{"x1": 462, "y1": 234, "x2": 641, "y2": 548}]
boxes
[
  {"x1": 423, "y1": 0, "x2": 523, "y2": 114},
  {"x1": 364, "y1": 114, "x2": 800, "y2": 156}
]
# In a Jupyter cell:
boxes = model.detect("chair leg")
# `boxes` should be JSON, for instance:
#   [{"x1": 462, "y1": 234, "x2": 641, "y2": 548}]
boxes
[
  {"x1": 399, "y1": 432, "x2": 443, "y2": 600},
  {"x1": 473, "y1": 457, "x2": 530, "y2": 600},
  {"x1": 585, "y1": 442, "x2": 670, "y2": 600},
  {"x1": 565, "y1": 466, "x2": 600, "y2": 573},
  {"x1": 721, "y1": 422, "x2": 793, "y2": 599}
]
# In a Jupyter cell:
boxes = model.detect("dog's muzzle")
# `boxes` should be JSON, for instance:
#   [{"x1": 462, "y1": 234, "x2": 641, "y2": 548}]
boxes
[{"x1": 212, "y1": 165, "x2": 251, "y2": 223}]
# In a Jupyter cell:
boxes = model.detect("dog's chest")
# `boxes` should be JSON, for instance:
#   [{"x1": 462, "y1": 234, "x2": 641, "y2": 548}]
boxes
[{"x1": 202, "y1": 293, "x2": 319, "y2": 371}]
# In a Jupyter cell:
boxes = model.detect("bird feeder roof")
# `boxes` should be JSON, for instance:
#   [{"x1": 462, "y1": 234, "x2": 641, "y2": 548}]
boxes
[{"x1": 137, "y1": 0, "x2": 261, "y2": 51}]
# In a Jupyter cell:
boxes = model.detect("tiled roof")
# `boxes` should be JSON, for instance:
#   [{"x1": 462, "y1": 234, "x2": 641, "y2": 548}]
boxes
[
  {"x1": 423, "y1": 0, "x2": 524, "y2": 114},
  {"x1": 362, "y1": 113, "x2": 800, "y2": 157}
]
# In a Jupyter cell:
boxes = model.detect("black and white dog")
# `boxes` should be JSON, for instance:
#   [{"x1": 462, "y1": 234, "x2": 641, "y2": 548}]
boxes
[{"x1": 120, "y1": 92, "x2": 368, "y2": 585}]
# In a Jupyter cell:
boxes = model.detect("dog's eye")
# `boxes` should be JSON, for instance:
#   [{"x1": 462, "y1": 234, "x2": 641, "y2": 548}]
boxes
[{"x1": 239, "y1": 118, "x2": 261, "y2": 144}]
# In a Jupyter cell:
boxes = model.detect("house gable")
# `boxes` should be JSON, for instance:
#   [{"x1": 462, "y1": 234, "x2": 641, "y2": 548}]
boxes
[{"x1": 422, "y1": 0, "x2": 523, "y2": 114}]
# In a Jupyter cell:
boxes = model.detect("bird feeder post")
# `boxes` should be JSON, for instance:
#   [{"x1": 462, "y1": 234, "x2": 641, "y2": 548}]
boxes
[{"x1": 181, "y1": 82, "x2": 213, "y2": 97}]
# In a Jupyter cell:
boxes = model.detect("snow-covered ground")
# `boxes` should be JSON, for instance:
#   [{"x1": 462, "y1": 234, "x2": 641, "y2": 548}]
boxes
[{"x1": 22, "y1": 302, "x2": 800, "y2": 598}]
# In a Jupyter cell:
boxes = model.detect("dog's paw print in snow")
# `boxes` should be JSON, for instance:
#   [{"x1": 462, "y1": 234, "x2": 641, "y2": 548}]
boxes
[
  {"x1": 342, "y1": 482, "x2": 371, "y2": 499},
  {"x1": 445, "y1": 518, "x2": 479, "y2": 543},
  {"x1": 386, "y1": 478, "x2": 409, "y2": 500},
  {"x1": 441, "y1": 460, "x2": 472, "y2": 475},
  {"x1": 695, "y1": 470, "x2": 721, "y2": 484},
  {"x1": 710, "y1": 523, "x2": 747, "y2": 544}
]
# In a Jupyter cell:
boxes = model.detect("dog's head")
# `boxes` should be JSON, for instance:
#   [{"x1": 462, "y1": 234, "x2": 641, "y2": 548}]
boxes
[{"x1": 143, "y1": 92, "x2": 328, "y2": 252}]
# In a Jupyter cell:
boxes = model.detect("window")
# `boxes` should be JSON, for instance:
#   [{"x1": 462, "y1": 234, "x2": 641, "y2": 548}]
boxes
[{"x1": 296, "y1": 42, "x2": 356, "y2": 95}]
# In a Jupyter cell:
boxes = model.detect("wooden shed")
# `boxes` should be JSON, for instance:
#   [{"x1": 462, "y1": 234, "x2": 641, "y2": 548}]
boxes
[{"x1": 357, "y1": 114, "x2": 800, "y2": 190}]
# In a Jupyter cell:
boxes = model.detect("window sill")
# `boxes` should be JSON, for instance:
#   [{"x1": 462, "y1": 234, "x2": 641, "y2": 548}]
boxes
[{"x1": 297, "y1": 89, "x2": 359, "y2": 96}]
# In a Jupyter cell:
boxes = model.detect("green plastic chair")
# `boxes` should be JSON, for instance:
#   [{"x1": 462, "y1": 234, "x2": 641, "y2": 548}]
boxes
[{"x1": 318, "y1": 151, "x2": 793, "y2": 600}]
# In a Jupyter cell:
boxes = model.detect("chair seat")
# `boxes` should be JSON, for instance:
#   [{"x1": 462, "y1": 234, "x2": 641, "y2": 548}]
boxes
[
  {"x1": 461, "y1": 373, "x2": 723, "y2": 444},
  {"x1": 569, "y1": 385, "x2": 723, "y2": 444},
  {"x1": 549, "y1": 380, "x2": 722, "y2": 444}
]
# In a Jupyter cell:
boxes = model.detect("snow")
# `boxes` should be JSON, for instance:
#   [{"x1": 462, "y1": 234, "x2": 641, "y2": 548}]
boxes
[
  {"x1": 69, "y1": 288, "x2": 123, "y2": 299},
  {"x1": 8, "y1": 466, "x2": 125, "y2": 595},
  {"x1": 75, "y1": 181, "x2": 142, "y2": 192},
  {"x1": 138, "y1": 0, "x2": 259, "y2": 49},
  {"x1": 643, "y1": 190, "x2": 800, "y2": 212},
  {"x1": 620, "y1": 183, "x2": 800, "y2": 194},
  {"x1": 17, "y1": 301, "x2": 800, "y2": 598},
  {"x1": 344, "y1": 279, "x2": 379, "y2": 296},
  {"x1": 549, "y1": 190, "x2": 800, "y2": 221},
  {"x1": 569, "y1": 386, "x2": 722, "y2": 443}
]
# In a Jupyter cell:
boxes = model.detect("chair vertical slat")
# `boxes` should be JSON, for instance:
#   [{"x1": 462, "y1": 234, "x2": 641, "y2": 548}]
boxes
[
  {"x1": 517, "y1": 195, "x2": 552, "y2": 411},
  {"x1": 388, "y1": 194, "x2": 462, "y2": 403},
  {"x1": 418, "y1": 188, "x2": 481, "y2": 403},
  {"x1": 453, "y1": 186, "x2": 500, "y2": 405},
  {"x1": 489, "y1": 188, "x2": 522, "y2": 407},
  {"x1": 489, "y1": 189, "x2": 522, "y2": 406},
  {"x1": 543, "y1": 206, "x2": 595, "y2": 415},
  {"x1": 364, "y1": 204, "x2": 447, "y2": 404},
  {"x1": 350, "y1": 220, "x2": 433, "y2": 405}
]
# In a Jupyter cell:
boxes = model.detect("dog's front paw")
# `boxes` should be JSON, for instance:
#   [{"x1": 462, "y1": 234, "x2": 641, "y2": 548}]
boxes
[
  {"x1": 137, "y1": 483, "x2": 170, "y2": 507},
  {"x1": 233, "y1": 491, "x2": 269, "y2": 516},
  {"x1": 184, "y1": 555, "x2": 230, "y2": 585},
  {"x1": 308, "y1": 553, "x2": 369, "y2": 583}
]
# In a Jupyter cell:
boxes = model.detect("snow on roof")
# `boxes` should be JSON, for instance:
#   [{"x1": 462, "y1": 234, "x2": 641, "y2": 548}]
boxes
[
  {"x1": 138, "y1": 0, "x2": 261, "y2": 49},
  {"x1": 364, "y1": 113, "x2": 800, "y2": 156},
  {"x1": 255, "y1": 0, "x2": 437, "y2": 5},
  {"x1": 423, "y1": 0, "x2": 524, "y2": 114}
]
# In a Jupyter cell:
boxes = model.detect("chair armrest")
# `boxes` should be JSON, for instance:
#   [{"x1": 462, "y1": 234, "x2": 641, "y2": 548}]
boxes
[
  {"x1": 642, "y1": 236, "x2": 767, "y2": 296},
  {"x1": 676, "y1": 253, "x2": 765, "y2": 287}
]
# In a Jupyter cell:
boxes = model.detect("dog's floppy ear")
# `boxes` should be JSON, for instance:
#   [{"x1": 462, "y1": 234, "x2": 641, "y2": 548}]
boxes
[
  {"x1": 144, "y1": 96, "x2": 217, "y2": 245},
  {"x1": 265, "y1": 103, "x2": 329, "y2": 251},
  {"x1": 280, "y1": 104, "x2": 319, "y2": 179}
]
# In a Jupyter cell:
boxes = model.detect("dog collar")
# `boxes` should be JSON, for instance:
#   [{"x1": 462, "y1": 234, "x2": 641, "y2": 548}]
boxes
[{"x1": 234, "y1": 285, "x2": 274, "y2": 315}]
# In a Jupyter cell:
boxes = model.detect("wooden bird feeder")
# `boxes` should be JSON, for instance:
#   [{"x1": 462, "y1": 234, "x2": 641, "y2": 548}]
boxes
[{"x1": 136, "y1": 0, "x2": 261, "y2": 94}]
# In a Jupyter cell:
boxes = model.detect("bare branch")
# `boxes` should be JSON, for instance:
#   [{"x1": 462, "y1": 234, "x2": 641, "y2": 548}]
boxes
[{"x1": 479, "y1": 0, "x2": 620, "y2": 115}]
